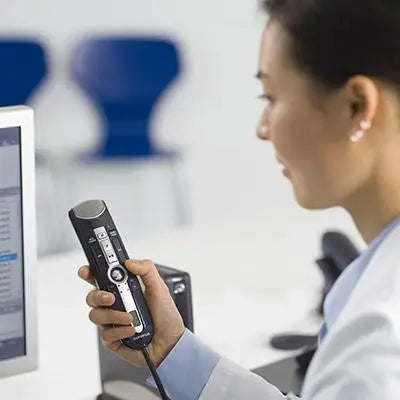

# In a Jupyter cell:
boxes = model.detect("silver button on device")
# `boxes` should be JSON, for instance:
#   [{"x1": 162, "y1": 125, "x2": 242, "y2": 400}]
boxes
[
  {"x1": 173, "y1": 282, "x2": 186, "y2": 295},
  {"x1": 111, "y1": 269, "x2": 125, "y2": 282},
  {"x1": 106, "y1": 251, "x2": 118, "y2": 264},
  {"x1": 101, "y1": 239, "x2": 113, "y2": 252},
  {"x1": 108, "y1": 265, "x2": 129, "y2": 284},
  {"x1": 130, "y1": 310, "x2": 141, "y2": 327},
  {"x1": 97, "y1": 231, "x2": 108, "y2": 240}
]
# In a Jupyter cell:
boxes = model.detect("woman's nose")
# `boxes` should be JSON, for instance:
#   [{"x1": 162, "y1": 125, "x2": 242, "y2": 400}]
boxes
[{"x1": 257, "y1": 123, "x2": 270, "y2": 140}]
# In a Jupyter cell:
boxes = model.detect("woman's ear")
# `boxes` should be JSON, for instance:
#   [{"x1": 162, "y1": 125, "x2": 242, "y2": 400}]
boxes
[{"x1": 345, "y1": 75, "x2": 379, "y2": 126}]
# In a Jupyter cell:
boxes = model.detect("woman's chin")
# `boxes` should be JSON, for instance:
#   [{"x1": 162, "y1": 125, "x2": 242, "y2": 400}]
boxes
[{"x1": 292, "y1": 184, "x2": 333, "y2": 210}]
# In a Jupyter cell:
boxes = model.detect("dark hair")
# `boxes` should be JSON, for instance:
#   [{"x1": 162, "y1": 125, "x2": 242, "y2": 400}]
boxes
[{"x1": 263, "y1": 0, "x2": 400, "y2": 90}]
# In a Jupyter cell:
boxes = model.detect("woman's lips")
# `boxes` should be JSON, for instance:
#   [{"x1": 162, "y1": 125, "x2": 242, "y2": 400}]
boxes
[
  {"x1": 276, "y1": 157, "x2": 290, "y2": 177},
  {"x1": 282, "y1": 167, "x2": 290, "y2": 177}
]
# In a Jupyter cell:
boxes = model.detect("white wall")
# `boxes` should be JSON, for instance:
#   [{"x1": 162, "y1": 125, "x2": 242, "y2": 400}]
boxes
[{"x1": 0, "y1": 0, "x2": 364, "y2": 255}]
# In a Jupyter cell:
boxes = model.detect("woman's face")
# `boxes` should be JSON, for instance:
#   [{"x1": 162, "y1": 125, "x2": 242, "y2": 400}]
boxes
[{"x1": 257, "y1": 21, "x2": 376, "y2": 210}]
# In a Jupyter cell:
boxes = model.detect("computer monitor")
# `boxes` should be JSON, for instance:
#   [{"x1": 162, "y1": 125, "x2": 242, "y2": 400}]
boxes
[{"x1": 0, "y1": 106, "x2": 37, "y2": 378}]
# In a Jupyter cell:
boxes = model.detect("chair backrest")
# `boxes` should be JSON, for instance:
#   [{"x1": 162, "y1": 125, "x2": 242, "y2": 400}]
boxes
[
  {"x1": 0, "y1": 40, "x2": 47, "y2": 106},
  {"x1": 71, "y1": 37, "x2": 181, "y2": 156}
]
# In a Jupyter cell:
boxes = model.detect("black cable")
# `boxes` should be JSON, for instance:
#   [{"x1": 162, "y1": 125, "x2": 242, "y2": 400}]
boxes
[{"x1": 141, "y1": 347, "x2": 170, "y2": 400}]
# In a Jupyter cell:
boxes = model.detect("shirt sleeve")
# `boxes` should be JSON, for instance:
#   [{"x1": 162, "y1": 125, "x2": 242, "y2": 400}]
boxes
[
  {"x1": 145, "y1": 329, "x2": 221, "y2": 400},
  {"x1": 200, "y1": 357, "x2": 299, "y2": 400}
]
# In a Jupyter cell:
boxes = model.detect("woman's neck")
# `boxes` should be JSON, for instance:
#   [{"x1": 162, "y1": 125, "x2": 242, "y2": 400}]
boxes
[{"x1": 343, "y1": 172, "x2": 400, "y2": 246}]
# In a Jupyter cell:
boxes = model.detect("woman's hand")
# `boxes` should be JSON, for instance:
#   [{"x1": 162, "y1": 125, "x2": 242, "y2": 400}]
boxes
[{"x1": 78, "y1": 259, "x2": 185, "y2": 367}]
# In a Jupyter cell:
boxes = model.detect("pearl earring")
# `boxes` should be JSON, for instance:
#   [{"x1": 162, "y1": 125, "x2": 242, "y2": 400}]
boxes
[
  {"x1": 350, "y1": 130, "x2": 364, "y2": 142},
  {"x1": 350, "y1": 120, "x2": 371, "y2": 142},
  {"x1": 360, "y1": 120, "x2": 372, "y2": 131}
]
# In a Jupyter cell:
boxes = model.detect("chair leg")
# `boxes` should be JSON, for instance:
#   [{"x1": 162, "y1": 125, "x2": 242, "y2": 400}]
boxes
[
  {"x1": 46, "y1": 153, "x2": 80, "y2": 252},
  {"x1": 36, "y1": 156, "x2": 59, "y2": 256},
  {"x1": 36, "y1": 152, "x2": 74, "y2": 255},
  {"x1": 168, "y1": 156, "x2": 192, "y2": 226}
]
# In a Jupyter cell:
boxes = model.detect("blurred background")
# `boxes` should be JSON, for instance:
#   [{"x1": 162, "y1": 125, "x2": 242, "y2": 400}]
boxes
[{"x1": 0, "y1": 0, "x2": 362, "y2": 257}]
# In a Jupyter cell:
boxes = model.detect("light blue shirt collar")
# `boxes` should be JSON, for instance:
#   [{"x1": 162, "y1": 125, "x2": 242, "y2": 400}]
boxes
[{"x1": 321, "y1": 214, "x2": 400, "y2": 339}]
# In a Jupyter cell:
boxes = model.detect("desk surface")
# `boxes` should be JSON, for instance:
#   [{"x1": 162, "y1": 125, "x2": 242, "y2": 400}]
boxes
[{"x1": 1, "y1": 211, "x2": 360, "y2": 399}]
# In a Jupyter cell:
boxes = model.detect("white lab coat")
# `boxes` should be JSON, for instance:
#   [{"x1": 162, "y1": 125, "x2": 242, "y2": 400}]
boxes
[{"x1": 199, "y1": 222, "x2": 400, "y2": 399}]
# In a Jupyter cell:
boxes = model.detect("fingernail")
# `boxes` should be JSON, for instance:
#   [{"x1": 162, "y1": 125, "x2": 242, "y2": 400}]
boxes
[
  {"x1": 102, "y1": 294, "x2": 112, "y2": 303},
  {"x1": 126, "y1": 313, "x2": 133, "y2": 323},
  {"x1": 129, "y1": 259, "x2": 140, "y2": 268},
  {"x1": 127, "y1": 326, "x2": 136, "y2": 336}
]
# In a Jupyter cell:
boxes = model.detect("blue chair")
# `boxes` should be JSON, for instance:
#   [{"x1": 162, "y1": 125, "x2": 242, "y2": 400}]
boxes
[
  {"x1": 71, "y1": 37, "x2": 181, "y2": 157},
  {"x1": 0, "y1": 39, "x2": 47, "y2": 106},
  {"x1": 0, "y1": 39, "x2": 48, "y2": 187},
  {"x1": 70, "y1": 37, "x2": 190, "y2": 224},
  {"x1": 0, "y1": 40, "x2": 57, "y2": 254}
]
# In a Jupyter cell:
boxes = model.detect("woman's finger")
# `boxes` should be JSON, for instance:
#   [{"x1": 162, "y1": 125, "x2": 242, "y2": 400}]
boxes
[
  {"x1": 101, "y1": 325, "x2": 136, "y2": 343},
  {"x1": 125, "y1": 260, "x2": 168, "y2": 294},
  {"x1": 86, "y1": 289, "x2": 115, "y2": 308},
  {"x1": 78, "y1": 265, "x2": 97, "y2": 287},
  {"x1": 88, "y1": 308, "x2": 133, "y2": 326}
]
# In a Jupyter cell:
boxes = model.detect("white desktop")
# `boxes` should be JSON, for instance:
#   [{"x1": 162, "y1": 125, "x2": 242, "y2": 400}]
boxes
[
  {"x1": 0, "y1": 106, "x2": 37, "y2": 378},
  {"x1": 0, "y1": 212, "x2": 333, "y2": 400}
]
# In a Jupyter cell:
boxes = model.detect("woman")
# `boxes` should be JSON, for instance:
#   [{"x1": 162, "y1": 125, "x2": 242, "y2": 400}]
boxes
[{"x1": 78, "y1": 0, "x2": 400, "y2": 398}]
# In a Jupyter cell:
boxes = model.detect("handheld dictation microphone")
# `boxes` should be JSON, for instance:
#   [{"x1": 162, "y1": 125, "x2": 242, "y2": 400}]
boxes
[{"x1": 69, "y1": 199, "x2": 169, "y2": 400}]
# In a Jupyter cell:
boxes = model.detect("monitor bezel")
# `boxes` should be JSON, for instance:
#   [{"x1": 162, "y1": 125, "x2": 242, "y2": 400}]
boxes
[{"x1": 0, "y1": 106, "x2": 37, "y2": 378}]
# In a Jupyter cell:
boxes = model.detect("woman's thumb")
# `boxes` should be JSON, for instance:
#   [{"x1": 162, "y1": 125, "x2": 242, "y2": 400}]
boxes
[{"x1": 124, "y1": 259, "x2": 162, "y2": 290}]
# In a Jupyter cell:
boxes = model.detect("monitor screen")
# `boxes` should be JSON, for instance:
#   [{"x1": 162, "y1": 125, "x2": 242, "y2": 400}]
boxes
[{"x1": 0, "y1": 126, "x2": 25, "y2": 361}]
